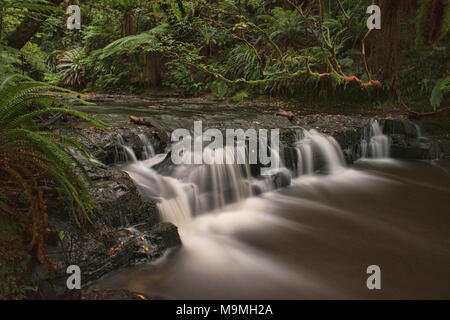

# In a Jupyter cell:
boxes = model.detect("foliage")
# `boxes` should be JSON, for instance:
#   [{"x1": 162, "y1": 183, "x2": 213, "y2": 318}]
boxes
[
  {"x1": 0, "y1": 75, "x2": 105, "y2": 298},
  {"x1": 430, "y1": 75, "x2": 450, "y2": 110},
  {"x1": 0, "y1": 0, "x2": 449, "y2": 104},
  {"x1": 0, "y1": 44, "x2": 21, "y2": 76},
  {"x1": 225, "y1": 44, "x2": 262, "y2": 81},
  {"x1": 57, "y1": 48, "x2": 86, "y2": 88},
  {"x1": 416, "y1": 0, "x2": 450, "y2": 49}
]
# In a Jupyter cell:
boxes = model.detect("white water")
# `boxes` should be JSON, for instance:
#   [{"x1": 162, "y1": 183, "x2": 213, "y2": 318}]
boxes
[
  {"x1": 138, "y1": 133, "x2": 155, "y2": 159},
  {"x1": 360, "y1": 120, "x2": 390, "y2": 158},
  {"x1": 294, "y1": 129, "x2": 345, "y2": 176},
  {"x1": 115, "y1": 134, "x2": 137, "y2": 162},
  {"x1": 119, "y1": 128, "x2": 351, "y2": 238}
]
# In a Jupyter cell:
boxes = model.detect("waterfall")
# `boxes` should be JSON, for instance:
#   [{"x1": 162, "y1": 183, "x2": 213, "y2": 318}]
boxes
[
  {"x1": 115, "y1": 134, "x2": 137, "y2": 162},
  {"x1": 413, "y1": 123, "x2": 423, "y2": 139},
  {"x1": 119, "y1": 125, "x2": 384, "y2": 237},
  {"x1": 114, "y1": 133, "x2": 156, "y2": 163},
  {"x1": 166, "y1": 139, "x2": 254, "y2": 214},
  {"x1": 294, "y1": 129, "x2": 346, "y2": 176},
  {"x1": 360, "y1": 120, "x2": 390, "y2": 159},
  {"x1": 138, "y1": 133, "x2": 155, "y2": 160},
  {"x1": 156, "y1": 177, "x2": 195, "y2": 236}
]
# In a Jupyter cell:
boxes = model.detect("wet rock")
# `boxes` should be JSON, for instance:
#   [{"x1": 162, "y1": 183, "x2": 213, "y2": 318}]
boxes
[
  {"x1": 70, "y1": 126, "x2": 167, "y2": 165},
  {"x1": 39, "y1": 158, "x2": 177, "y2": 298},
  {"x1": 292, "y1": 115, "x2": 442, "y2": 162},
  {"x1": 381, "y1": 118, "x2": 442, "y2": 160},
  {"x1": 91, "y1": 167, "x2": 158, "y2": 228},
  {"x1": 150, "y1": 222, "x2": 182, "y2": 249},
  {"x1": 382, "y1": 118, "x2": 420, "y2": 138},
  {"x1": 390, "y1": 134, "x2": 441, "y2": 160},
  {"x1": 438, "y1": 139, "x2": 450, "y2": 158}
]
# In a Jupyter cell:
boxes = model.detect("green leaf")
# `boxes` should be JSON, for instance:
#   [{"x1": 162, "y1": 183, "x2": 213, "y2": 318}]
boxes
[{"x1": 430, "y1": 75, "x2": 450, "y2": 110}]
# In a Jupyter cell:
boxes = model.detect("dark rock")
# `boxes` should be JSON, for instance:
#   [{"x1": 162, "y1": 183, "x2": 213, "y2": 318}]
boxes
[
  {"x1": 40, "y1": 158, "x2": 175, "y2": 298},
  {"x1": 438, "y1": 139, "x2": 450, "y2": 158},
  {"x1": 382, "y1": 118, "x2": 420, "y2": 138},
  {"x1": 150, "y1": 222, "x2": 182, "y2": 249},
  {"x1": 381, "y1": 118, "x2": 442, "y2": 160},
  {"x1": 66, "y1": 126, "x2": 168, "y2": 165}
]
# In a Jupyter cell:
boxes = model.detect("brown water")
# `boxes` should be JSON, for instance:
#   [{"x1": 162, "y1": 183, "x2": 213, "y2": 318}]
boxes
[{"x1": 95, "y1": 159, "x2": 450, "y2": 299}]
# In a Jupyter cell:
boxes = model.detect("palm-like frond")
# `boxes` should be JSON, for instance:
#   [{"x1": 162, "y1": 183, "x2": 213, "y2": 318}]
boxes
[
  {"x1": 225, "y1": 44, "x2": 262, "y2": 81},
  {"x1": 99, "y1": 24, "x2": 169, "y2": 59}
]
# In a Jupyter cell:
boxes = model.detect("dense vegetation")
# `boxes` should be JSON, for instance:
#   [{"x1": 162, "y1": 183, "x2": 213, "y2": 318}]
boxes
[
  {"x1": 0, "y1": 0, "x2": 448, "y2": 111},
  {"x1": 0, "y1": 0, "x2": 449, "y2": 299}
]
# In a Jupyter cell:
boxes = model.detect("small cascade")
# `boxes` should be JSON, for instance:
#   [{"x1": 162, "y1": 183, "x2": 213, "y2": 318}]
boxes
[
  {"x1": 114, "y1": 134, "x2": 137, "y2": 163},
  {"x1": 120, "y1": 126, "x2": 365, "y2": 237},
  {"x1": 166, "y1": 139, "x2": 254, "y2": 214},
  {"x1": 123, "y1": 162, "x2": 197, "y2": 236},
  {"x1": 138, "y1": 134, "x2": 155, "y2": 160},
  {"x1": 360, "y1": 120, "x2": 390, "y2": 158},
  {"x1": 413, "y1": 123, "x2": 423, "y2": 139},
  {"x1": 156, "y1": 177, "x2": 195, "y2": 236},
  {"x1": 294, "y1": 129, "x2": 346, "y2": 176},
  {"x1": 114, "y1": 133, "x2": 156, "y2": 163}
]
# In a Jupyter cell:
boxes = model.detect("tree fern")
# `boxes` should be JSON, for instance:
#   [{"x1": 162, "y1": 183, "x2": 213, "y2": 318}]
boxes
[{"x1": 225, "y1": 44, "x2": 262, "y2": 81}]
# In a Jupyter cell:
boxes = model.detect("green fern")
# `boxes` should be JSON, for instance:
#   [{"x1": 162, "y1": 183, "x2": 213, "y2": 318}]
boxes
[
  {"x1": 430, "y1": 75, "x2": 450, "y2": 110},
  {"x1": 99, "y1": 24, "x2": 169, "y2": 60},
  {"x1": 0, "y1": 74, "x2": 106, "y2": 271},
  {"x1": 225, "y1": 44, "x2": 262, "y2": 81},
  {"x1": 57, "y1": 48, "x2": 86, "y2": 88}
]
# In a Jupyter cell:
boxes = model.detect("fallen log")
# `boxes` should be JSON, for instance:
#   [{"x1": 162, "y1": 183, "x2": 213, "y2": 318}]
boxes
[
  {"x1": 276, "y1": 109, "x2": 295, "y2": 121},
  {"x1": 130, "y1": 115, "x2": 154, "y2": 127}
]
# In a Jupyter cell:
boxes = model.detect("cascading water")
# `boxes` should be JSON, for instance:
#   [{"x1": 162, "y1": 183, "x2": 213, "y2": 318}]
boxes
[
  {"x1": 138, "y1": 133, "x2": 155, "y2": 159},
  {"x1": 96, "y1": 120, "x2": 450, "y2": 299},
  {"x1": 117, "y1": 127, "x2": 353, "y2": 238},
  {"x1": 114, "y1": 134, "x2": 137, "y2": 162},
  {"x1": 294, "y1": 129, "x2": 346, "y2": 177},
  {"x1": 123, "y1": 144, "x2": 263, "y2": 236},
  {"x1": 112, "y1": 120, "x2": 391, "y2": 238},
  {"x1": 360, "y1": 119, "x2": 390, "y2": 158}
]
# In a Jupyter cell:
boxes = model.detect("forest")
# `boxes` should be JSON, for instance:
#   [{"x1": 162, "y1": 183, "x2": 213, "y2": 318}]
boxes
[
  {"x1": 0, "y1": 0, "x2": 448, "y2": 109},
  {"x1": 0, "y1": 0, "x2": 449, "y2": 300}
]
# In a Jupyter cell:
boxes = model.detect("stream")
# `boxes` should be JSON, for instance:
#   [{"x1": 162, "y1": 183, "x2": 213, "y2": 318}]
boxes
[{"x1": 78, "y1": 100, "x2": 450, "y2": 299}]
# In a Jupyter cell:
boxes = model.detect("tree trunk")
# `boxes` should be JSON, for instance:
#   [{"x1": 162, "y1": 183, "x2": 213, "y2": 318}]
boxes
[
  {"x1": 5, "y1": 0, "x2": 64, "y2": 50},
  {"x1": 369, "y1": 0, "x2": 417, "y2": 83}
]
